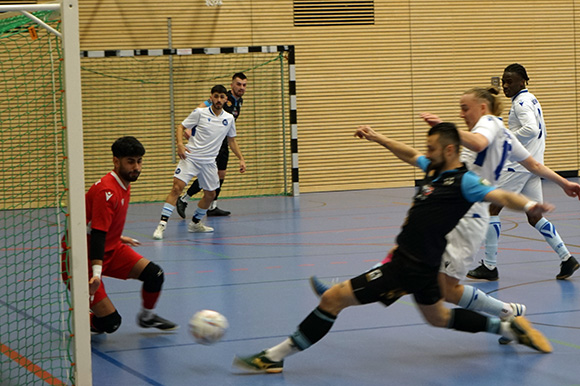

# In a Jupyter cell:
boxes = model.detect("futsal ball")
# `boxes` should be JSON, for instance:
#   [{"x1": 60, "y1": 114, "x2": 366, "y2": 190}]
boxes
[{"x1": 189, "y1": 309, "x2": 228, "y2": 345}]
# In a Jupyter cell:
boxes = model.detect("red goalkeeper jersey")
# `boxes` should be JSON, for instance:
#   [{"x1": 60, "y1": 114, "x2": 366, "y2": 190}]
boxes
[{"x1": 86, "y1": 171, "x2": 131, "y2": 253}]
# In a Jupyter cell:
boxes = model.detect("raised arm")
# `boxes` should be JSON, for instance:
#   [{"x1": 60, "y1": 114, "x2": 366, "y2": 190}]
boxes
[
  {"x1": 457, "y1": 130, "x2": 489, "y2": 153},
  {"x1": 420, "y1": 112, "x2": 489, "y2": 152},
  {"x1": 354, "y1": 125, "x2": 421, "y2": 167},
  {"x1": 484, "y1": 188, "x2": 554, "y2": 216},
  {"x1": 519, "y1": 156, "x2": 580, "y2": 199}
]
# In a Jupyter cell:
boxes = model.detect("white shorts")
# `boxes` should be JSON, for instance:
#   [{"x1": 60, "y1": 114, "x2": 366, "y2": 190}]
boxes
[
  {"x1": 496, "y1": 171, "x2": 543, "y2": 202},
  {"x1": 440, "y1": 201, "x2": 490, "y2": 280},
  {"x1": 173, "y1": 158, "x2": 220, "y2": 191}
]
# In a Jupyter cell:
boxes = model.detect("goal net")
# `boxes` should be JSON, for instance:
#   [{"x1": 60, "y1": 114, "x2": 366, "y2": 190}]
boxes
[
  {"x1": 80, "y1": 46, "x2": 294, "y2": 202},
  {"x1": 0, "y1": 6, "x2": 89, "y2": 386}
]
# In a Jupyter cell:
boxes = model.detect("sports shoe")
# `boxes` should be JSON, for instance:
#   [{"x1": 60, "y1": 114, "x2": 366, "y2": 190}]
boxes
[
  {"x1": 309, "y1": 275, "x2": 333, "y2": 297},
  {"x1": 466, "y1": 261, "x2": 499, "y2": 281},
  {"x1": 176, "y1": 197, "x2": 188, "y2": 219},
  {"x1": 500, "y1": 302, "x2": 527, "y2": 321},
  {"x1": 509, "y1": 316, "x2": 552, "y2": 353},
  {"x1": 137, "y1": 312, "x2": 179, "y2": 331},
  {"x1": 232, "y1": 350, "x2": 284, "y2": 373},
  {"x1": 153, "y1": 222, "x2": 166, "y2": 240},
  {"x1": 188, "y1": 221, "x2": 214, "y2": 233},
  {"x1": 556, "y1": 256, "x2": 579, "y2": 280},
  {"x1": 207, "y1": 207, "x2": 231, "y2": 216},
  {"x1": 498, "y1": 303, "x2": 526, "y2": 344}
]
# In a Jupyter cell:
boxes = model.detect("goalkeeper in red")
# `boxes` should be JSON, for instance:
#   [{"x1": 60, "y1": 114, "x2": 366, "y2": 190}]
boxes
[{"x1": 62, "y1": 136, "x2": 178, "y2": 334}]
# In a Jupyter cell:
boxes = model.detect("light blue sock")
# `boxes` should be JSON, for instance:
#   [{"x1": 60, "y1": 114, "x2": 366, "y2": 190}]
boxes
[
  {"x1": 486, "y1": 316, "x2": 501, "y2": 334},
  {"x1": 161, "y1": 203, "x2": 175, "y2": 219},
  {"x1": 193, "y1": 207, "x2": 208, "y2": 221},
  {"x1": 458, "y1": 285, "x2": 505, "y2": 317},
  {"x1": 534, "y1": 217, "x2": 571, "y2": 261},
  {"x1": 484, "y1": 216, "x2": 501, "y2": 268}
]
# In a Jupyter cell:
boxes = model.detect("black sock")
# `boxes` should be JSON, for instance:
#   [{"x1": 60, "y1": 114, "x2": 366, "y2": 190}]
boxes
[
  {"x1": 290, "y1": 307, "x2": 336, "y2": 350},
  {"x1": 448, "y1": 308, "x2": 489, "y2": 333},
  {"x1": 187, "y1": 179, "x2": 202, "y2": 196},
  {"x1": 214, "y1": 179, "x2": 224, "y2": 200}
]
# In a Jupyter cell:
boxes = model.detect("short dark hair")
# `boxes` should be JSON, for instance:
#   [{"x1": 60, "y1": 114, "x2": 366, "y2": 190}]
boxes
[
  {"x1": 504, "y1": 63, "x2": 529, "y2": 82},
  {"x1": 211, "y1": 84, "x2": 228, "y2": 95},
  {"x1": 428, "y1": 122, "x2": 460, "y2": 152},
  {"x1": 232, "y1": 72, "x2": 247, "y2": 80},
  {"x1": 111, "y1": 136, "x2": 145, "y2": 158}
]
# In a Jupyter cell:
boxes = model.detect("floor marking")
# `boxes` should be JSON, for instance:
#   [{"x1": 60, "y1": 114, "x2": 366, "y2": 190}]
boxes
[{"x1": 0, "y1": 341, "x2": 66, "y2": 385}]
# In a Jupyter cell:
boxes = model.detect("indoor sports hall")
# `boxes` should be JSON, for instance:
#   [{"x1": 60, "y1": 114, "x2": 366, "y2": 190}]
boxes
[
  {"x1": 2, "y1": 1, "x2": 580, "y2": 385},
  {"x1": 87, "y1": 181, "x2": 580, "y2": 386}
]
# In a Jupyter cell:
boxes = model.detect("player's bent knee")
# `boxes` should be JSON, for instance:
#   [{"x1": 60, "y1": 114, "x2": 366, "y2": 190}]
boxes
[
  {"x1": 93, "y1": 310, "x2": 122, "y2": 333},
  {"x1": 319, "y1": 284, "x2": 353, "y2": 314},
  {"x1": 419, "y1": 305, "x2": 450, "y2": 328},
  {"x1": 138, "y1": 262, "x2": 164, "y2": 293}
]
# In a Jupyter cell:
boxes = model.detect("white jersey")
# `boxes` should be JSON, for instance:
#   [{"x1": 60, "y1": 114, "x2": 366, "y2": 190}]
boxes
[
  {"x1": 181, "y1": 106, "x2": 236, "y2": 163},
  {"x1": 503, "y1": 89, "x2": 545, "y2": 173},
  {"x1": 442, "y1": 115, "x2": 531, "y2": 280},
  {"x1": 460, "y1": 115, "x2": 530, "y2": 185}
]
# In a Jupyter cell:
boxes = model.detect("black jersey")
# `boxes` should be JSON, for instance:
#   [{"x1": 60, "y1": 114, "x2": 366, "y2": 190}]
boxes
[
  {"x1": 396, "y1": 158, "x2": 493, "y2": 267},
  {"x1": 223, "y1": 91, "x2": 243, "y2": 120}
]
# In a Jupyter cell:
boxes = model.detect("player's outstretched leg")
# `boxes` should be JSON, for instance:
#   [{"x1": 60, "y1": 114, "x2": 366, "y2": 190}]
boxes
[
  {"x1": 507, "y1": 316, "x2": 552, "y2": 353},
  {"x1": 309, "y1": 275, "x2": 334, "y2": 297},
  {"x1": 233, "y1": 351, "x2": 284, "y2": 374}
]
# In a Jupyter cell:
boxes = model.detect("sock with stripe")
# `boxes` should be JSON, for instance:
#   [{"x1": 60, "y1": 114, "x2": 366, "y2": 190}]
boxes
[{"x1": 534, "y1": 217, "x2": 571, "y2": 261}]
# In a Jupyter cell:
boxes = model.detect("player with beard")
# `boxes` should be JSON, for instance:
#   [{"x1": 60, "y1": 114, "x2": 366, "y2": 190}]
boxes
[
  {"x1": 61, "y1": 136, "x2": 178, "y2": 334},
  {"x1": 153, "y1": 85, "x2": 246, "y2": 239}
]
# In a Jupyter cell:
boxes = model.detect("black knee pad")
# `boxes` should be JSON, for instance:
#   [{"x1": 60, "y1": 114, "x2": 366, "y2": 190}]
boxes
[
  {"x1": 93, "y1": 310, "x2": 122, "y2": 334},
  {"x1": 138, "y1": 262, "x2": 164, "y2": 293}
]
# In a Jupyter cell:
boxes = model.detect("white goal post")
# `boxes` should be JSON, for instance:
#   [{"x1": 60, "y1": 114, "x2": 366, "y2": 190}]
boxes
[{"x1": 0, "y1": 1, "x2": 91, "y2": 385}]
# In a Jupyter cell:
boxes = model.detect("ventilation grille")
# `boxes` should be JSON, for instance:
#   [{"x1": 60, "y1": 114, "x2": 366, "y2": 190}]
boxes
[{"x1": 294, "y1": 1, "x2": 374, "y2": 27}]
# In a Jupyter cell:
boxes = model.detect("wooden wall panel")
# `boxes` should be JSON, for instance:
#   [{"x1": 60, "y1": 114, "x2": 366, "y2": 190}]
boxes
[{"x1": 75, "y1": 0, "x2": 580, "y2": 198}]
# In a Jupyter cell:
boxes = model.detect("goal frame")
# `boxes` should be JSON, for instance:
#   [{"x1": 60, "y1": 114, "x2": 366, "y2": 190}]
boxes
[
  {"x1": 0, "y1": 2, "x2": 91, "y2": 385},
  {"x1": 80, "y1": 44, "x2": 300, "y2": 197}
]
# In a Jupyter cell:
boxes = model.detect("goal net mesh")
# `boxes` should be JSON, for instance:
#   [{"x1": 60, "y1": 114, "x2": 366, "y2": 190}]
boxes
[
  {"x1": 0, "y1": 11, "x2": 74, "y2": 386},
  {"x1": 80, "y1": 49, "x2": 292, "y2": 202}
]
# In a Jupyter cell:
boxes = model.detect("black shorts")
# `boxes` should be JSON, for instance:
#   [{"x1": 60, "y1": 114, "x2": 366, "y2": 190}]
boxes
[
  {"x1": 216, "y1": 139, "x2": 229, "y2": 171},
  {"x1": 350, "y1": 249, "x2": 441, "y2": 306}
]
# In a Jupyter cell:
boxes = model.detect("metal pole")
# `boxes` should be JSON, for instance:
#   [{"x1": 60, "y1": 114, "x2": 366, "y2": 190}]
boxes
[
  {"x1": 61, "y1": 0, "x2": 92, "y2": 384},
  {"x1": 168, "y1": 18, "x2": 176, "y2": 163},
  {"x1": 19, "y1": 11, "x2": 62, "y2": 37},
  {"x1": 0, "y1": 4, "x2": 59, "y2": 11}
]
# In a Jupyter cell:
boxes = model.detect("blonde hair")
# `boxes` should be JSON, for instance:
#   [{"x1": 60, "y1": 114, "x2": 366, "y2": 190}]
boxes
[{"x1": 464, "y1": 86, "x2": 503, "y2": 116}]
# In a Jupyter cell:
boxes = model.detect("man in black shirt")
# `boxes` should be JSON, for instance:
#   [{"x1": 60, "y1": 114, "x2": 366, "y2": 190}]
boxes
[
  {"x1": 176, "y1": 72, "x2": 247, "y2": 218},
  {"x1": 233, "y1": 123, "x2": 554, "y2": 374}
]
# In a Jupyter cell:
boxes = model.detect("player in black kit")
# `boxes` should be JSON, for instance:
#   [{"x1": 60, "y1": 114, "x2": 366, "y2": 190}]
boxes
[{"x1": 233, "y1": 122, "x2": 554, "y2": 374}]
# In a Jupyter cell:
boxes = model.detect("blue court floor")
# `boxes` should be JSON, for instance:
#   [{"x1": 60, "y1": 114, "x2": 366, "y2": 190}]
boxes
[{"x1": 91, "y1": 180, "x2": 580, "y2": 386}]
